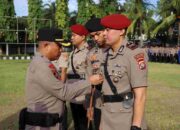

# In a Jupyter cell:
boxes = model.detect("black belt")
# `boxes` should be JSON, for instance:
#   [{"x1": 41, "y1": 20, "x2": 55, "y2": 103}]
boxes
[
  {"x1": 19, "y1": 108, "x2": 63, "y2": 129},
  {"x1": 67, "y1": 74, "x2": 85, "y2": 80},
  {"x1": 102, "y1": 92, "x2": 133, "y2": 103}
]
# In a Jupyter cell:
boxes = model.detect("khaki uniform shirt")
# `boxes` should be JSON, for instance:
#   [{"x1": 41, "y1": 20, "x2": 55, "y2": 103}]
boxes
[
  {"x1": 86, "y1": 47, "x2": 109, "y2": 108},
  {"x1": 67, "y1": 43, "x2": 90, "y2": 102},
  {"x1": 86, "y1": 47, "x2": 108, "y2": 75},
  {"x1": 67, "y1": 43, "x2": 89, "y2": 76},
  {"x1": 25, "y1": 52, "x2": 91, "y2": 130},
  {"x1": 100, "y1": 39, "x2": 148, "y2": 130}
]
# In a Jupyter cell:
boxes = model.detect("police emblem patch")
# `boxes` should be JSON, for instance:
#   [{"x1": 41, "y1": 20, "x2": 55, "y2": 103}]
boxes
[{"x1": 134, "y1": 53, "x2": 146, "y2": 70}]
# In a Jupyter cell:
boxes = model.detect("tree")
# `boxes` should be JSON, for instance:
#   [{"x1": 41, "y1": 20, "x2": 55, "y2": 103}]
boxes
[
  {"x1": 99, "y1": 0, "x2": 119, "y2": 16},
  {"x1": 0, "y1": 0, "x2": 16, "y2": 42},
  {"x1": 76, "y1": 0, "x2": 92, "y2": 24},
  {"x1": 43, "y1": 1, "x2": 56, "y2": 27},
  {"x1": 55, "y1": 0, "x2": 69, "y2": 38},
  {"x1": 28, "y1": 0, "x2": 43, "y2": 42},
  {"x1": 122, "y1": 0, "x2": 155, "y2": 46},
  {"x1": 151, "y1": 0, "x2": 180, "y2": 45}
]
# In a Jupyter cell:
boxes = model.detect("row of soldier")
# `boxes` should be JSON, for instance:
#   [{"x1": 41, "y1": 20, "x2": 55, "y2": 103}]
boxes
[
  {"x1": 145, "y1": 46, "x2": 180, "y2": 64},
  {"x1": 19, "y1": 14, "x2": 148, "y2": 130}
]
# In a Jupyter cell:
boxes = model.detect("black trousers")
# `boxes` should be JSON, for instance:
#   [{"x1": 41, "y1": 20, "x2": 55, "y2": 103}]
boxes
[
  {"x1": 62, "y1": 105, "x2": 67, "y2": 130},
  {"x1": 70, "y1": 103, "x2": 92, "y2": 130},
  {"x1": 94, "y1": 108, "x2": 101, "y2": 130}
]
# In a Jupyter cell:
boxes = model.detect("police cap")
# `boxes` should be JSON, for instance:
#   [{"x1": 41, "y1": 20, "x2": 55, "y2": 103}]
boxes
[{"x1": 37, "y1": 28, "x2": 64, "y2": 42}]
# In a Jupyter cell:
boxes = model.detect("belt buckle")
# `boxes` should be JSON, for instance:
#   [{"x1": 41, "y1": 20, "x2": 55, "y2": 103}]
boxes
[{"x1": 80, "y1": 74, "x2": 85, "y2": 80}]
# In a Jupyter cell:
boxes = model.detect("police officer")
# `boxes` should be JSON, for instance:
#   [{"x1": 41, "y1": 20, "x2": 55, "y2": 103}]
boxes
[
  {"x1": 22, "y1": 28, "x2": 103, "y2": 130},
  {"x1": 85, "y1": 18, "x2": 108, "y2": 130},
  {"x1": 99, "y1": 14, "x2": 148, "y2": 130},
  {"x1": 67, "y1": 24, "x2": 92, "y2": 130}
]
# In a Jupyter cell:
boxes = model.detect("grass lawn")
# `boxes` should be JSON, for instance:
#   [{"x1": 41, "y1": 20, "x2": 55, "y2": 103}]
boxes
[{"x1": 0, "y1": 61, "x2": 179, "y2": 130}]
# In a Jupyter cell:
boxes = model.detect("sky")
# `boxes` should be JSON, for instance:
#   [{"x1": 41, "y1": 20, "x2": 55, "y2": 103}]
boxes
[{"x1": 14, "y1": 0, "x2": 158, "y2": 17}]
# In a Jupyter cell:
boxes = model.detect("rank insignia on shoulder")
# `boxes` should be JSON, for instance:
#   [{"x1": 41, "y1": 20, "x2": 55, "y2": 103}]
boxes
[
  {"x1": 134, "y1": 53, "x2": 146, "y2": 70},
  {"x1": 126, "y1": 42, "x2": 138, "y2": 50}
]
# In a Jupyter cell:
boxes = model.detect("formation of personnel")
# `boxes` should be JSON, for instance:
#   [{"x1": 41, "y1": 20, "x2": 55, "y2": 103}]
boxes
[
  {"x1": 145, "y1": 46, "x2": 180, "y2": 64},
  {"x1": 19, "y1": 14, "x2": 149, "y2": 130}
]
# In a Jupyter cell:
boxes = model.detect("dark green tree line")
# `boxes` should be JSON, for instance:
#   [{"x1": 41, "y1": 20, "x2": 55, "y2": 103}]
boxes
[
  {"x1": 0, "y1": 0, "x2": 16, "y2": 42},
  {"x1": 28, "y1": 0, "x2": 43, "y2": 42}
]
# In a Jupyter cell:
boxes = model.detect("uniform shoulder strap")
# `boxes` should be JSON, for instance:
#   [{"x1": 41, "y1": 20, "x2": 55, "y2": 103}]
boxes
[
  {"x1": 126, "y1": 42, "x2": 138, "y2": 50},
  {"x1": 104, "y1": 52, "x2": 118, "y2": 95}
]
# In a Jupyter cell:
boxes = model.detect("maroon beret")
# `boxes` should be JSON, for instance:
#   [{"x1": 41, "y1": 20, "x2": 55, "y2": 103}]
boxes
[
  {"x1": 101, "y1": 14, "x2": 131, "y2": 30},
  {"x1": 70, "y1": 24, "x2": 89, "y2": 36}
]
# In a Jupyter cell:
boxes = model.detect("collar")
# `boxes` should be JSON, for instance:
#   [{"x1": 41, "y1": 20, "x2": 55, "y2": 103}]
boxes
[
  {"x1": 108, "y1": 39, "x2": 128, "y2": 58},
  {"x1": 74, "y1": 42, "x2": 88, "y2": 54}
]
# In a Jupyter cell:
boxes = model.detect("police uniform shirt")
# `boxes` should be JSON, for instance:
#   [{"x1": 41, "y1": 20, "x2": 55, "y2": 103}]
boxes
[
  {"x1": 67, "y1": 42, "x2": 89, "y2": 76},
  {"x1": 100, "y1": 39, "x2": 148, "y2": 130},
  {"x1": 58, "y1": 52, "x2": 69, "y2": 68},
  {"x1": 86, "y1": 47, "x2": 109, "y2": 76},
  {"x1": 85, "y1": 46, "x2": 109, "y2": 109},
  {"x1": 25, "y1": 52, "x2": 91, "y2": 130}
]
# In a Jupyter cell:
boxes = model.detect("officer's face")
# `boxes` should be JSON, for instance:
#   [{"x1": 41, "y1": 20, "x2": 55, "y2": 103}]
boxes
[
  {"x1": 47, "y1": 42, "x2": 62, "y2": 61},
  {"x1": 90, "y1": 31, "x2": 106, "y2": 47},
  {"x1": 71, "y1": 32, "x2": 85, "y2": 46},
  {"x1": 103, "y1": 28, "x2": 123, "y2": 46}
]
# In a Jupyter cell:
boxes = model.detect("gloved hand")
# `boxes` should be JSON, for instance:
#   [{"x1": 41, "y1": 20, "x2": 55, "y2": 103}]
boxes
[{"x1": 131, "y1": 126, "x2": 141, "y2": 130}]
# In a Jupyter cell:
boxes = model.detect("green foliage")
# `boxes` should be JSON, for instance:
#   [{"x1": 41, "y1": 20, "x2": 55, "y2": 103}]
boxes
[
  {"x1": 43, "y1": 2, "x2": 56, "y2": 27},
  {"x1": 99, "y1": 0, "x2": 119, "y2": 16},
  {"x1": 28, "y1": 0, "x2": 43, "y2": 42},
  {"x1": 153, "y1": 0, "x2": 180, "y2": 39},
  {"x1": 158, "y1": 0, "x2": 180, "y2": 19},
  {"x1": 123, "y1": 0, "x2": 155, "y2": 41},
  {"x1": 76, "y1": 0, "x2": 119, "y2": 25},
  {"x1": 76, "y1": 0, "x2": 92, "y2": 24},
  {"x1": 0, "y1": 0, "x2": 16, "y2": 42},
  {"x1": 55, "y1": 0, "x2": 69, "y2": 39},
  {"x1": 151, "y1": 14, "x2": 176, "y2": 38}
]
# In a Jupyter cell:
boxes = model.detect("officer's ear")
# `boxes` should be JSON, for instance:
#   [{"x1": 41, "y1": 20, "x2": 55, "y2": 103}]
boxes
[
  {"x1": 119, "y1": 29, "x2": 126, "y2": 36},
  {"x1": 81, "y1": 35, "x2": 86, "y2": 40}
]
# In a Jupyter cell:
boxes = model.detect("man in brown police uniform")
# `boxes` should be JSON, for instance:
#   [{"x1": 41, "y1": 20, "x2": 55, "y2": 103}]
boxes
[
  {"x1": 67, "y1": 24, "x2": 92, "y2": 130},
  {"x1": 22, "y1": 28, "x2": 103, "y2": 130},
  {"x1": 85, "y1": 18, "x2": 108, "y2": 130},
  {"x1": 99, "y1": 14, "x2": 148, "y2": 130}
]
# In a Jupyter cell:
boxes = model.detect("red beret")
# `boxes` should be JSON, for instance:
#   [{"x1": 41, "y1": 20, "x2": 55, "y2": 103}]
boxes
[
  {"x1": 101, "y1": 14, "x2": 131, "y2": 30},
  {"x1": 70, "y1": 24, "x2": 89, "y2": 36}
]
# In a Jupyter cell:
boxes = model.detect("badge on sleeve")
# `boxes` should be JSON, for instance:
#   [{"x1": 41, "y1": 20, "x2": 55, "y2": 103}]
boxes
[{"x1": 134, "y1": 53, "x2": 146, "y2": 70}]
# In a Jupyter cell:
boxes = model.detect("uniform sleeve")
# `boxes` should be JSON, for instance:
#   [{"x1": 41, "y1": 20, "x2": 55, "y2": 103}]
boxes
[
  {"x1": 129, "y1": 48, "x2": 148, "y2": 88},
  {"x1": 58, "y1": 53, "x2": 69, "y2": 68},
  {"x1": 35, "y1": 61, "x2": 91, "y2": 101}
]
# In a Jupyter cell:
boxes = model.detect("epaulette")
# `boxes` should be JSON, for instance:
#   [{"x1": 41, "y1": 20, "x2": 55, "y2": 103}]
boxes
[{"x1": 126, "y1": 42, "x2": 138, "y2": 50}]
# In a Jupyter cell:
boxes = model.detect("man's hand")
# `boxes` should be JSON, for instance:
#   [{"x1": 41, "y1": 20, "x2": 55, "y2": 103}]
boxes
[{"x1": 89, "y1": 74, "x2": 103, "y2": 85}]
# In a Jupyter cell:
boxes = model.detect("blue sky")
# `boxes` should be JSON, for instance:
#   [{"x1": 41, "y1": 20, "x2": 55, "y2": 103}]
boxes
[{"x1": 14, "y1": 0, "x2": 158, "y2": 16}]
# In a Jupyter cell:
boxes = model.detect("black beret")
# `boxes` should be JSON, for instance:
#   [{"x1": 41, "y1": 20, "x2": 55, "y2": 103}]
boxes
[
  {"x1": 37, "y1": 28, "x2": 64, "y2": 42},
  {"x1": 85, "y1": 18, "x2": 104, "y2": 32}
]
